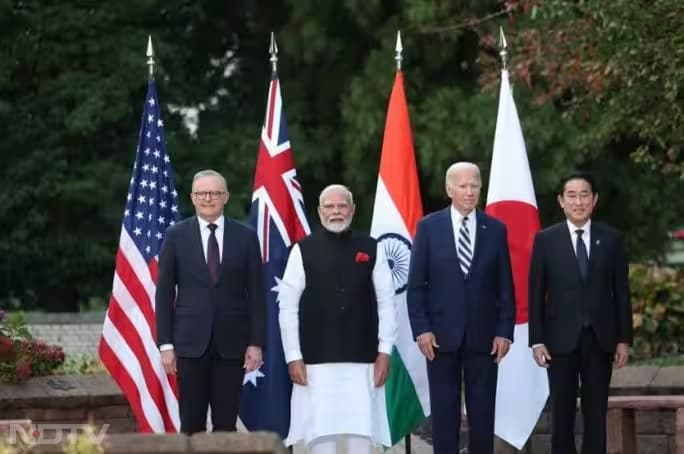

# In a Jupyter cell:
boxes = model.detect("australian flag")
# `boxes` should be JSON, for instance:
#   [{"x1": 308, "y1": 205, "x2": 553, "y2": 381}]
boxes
[{"x1": 238, "y1": 72, "x2": 310, "y2": 438}]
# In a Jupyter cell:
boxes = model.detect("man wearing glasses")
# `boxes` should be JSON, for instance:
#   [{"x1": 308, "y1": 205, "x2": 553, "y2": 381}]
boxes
[{"x1": 156, "y1": 169, "x2": 266, "y2": 434}]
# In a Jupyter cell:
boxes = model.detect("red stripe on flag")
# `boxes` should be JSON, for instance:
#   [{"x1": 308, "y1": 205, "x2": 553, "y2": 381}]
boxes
[
  {"x1": 485, "y1": 200, "x2": 540, "y2": 324},
  {"x1": 115, "y1": 249, "x2": 155, "y2": 333},
  {"x1": 105, "y1": 296, "x2": 177, "y2": 432},
  {"x1": 98, "y1": 334, "x2": 154, "y2": 433},
  {"x1": 148, "y1": 259, "x2": 158, "y2": 293},
  {"x1": 262, "y1": 204, "x2": 270, "y2": 262},
  {"x1": 147, "y1": 260, "x2": 159, "y2": 340}
]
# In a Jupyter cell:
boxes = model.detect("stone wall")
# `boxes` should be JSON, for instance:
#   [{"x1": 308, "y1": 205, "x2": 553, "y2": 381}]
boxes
[
  {"x1": 413, "y1": 365, "x2": 684, "y2": 454},
  {"x1": 0, "y1": 432, "x2": 288, "y2": 453},
  {"x1": 24, "y1": 312, "x2": 104, "y2": 357},
  {"x1": 0, "y1": 374, "x2": 288, "y2": 453},
  {"x1": 0, "y1": 375, "x2": 135, "y2": 434}
]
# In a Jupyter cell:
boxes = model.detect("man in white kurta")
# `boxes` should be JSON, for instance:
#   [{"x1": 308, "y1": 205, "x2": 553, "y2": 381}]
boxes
[{"x1": 278, "y1": 184, "x2": 396, "y2": 454}]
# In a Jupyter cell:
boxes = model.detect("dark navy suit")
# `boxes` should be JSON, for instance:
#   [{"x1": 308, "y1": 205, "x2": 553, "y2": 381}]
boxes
[
  {"x1": 408, "y1": 208, "x2": 515, "y2": 454},
  {"x1": 156, "y1": 216, "x2": 265, "y2": 433}
]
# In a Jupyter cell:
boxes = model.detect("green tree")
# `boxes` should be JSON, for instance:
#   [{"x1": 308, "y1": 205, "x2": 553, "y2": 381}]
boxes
[
  {"x1": 0, "y1": 1, "x2": 253, "y2": 310},
  {"x1": 1, "y1": 0, "x2": 682, "y2": 311}
]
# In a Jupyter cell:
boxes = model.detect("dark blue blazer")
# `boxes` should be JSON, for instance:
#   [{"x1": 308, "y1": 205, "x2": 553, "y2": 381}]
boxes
[
  {"x1": 155, "y1": 216, "x2": 266, "y2": 358},
  {"x1": 407, "y1": 208, "x2": 515, "y2": 352}
]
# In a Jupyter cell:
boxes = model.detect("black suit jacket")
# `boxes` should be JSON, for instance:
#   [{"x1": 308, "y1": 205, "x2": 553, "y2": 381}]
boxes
[
  {"x1": 528, "y1": 221, "x2": 632, "y2": 354},
  {"x1": 155, "y1": 216, "x2": 266, "y2": 358}
]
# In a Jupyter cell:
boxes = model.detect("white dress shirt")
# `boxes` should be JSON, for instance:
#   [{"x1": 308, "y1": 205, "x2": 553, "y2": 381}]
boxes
[
  {"x1": 159, "y1": 215, "x2": 225, "y2": 352},
  {"x1": 450, "y1": 206, "x2": 476, "y2": 255},
  {"x1": 567, "y1": 218, "x2": 591, "y2": 258},
  {"x1": 198, "y1": 215, "x2": 225, "y2": 262}
]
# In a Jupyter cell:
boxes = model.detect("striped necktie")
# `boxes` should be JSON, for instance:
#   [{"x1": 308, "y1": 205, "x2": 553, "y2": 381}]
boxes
[{"x1": 458, "y1": 216, "x2": 473, "y2": 275}]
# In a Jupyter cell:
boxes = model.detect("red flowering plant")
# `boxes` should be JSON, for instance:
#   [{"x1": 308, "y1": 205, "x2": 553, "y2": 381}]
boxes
[{"x1": 0, "y1": 310, "x2": 65, "y2": 383}]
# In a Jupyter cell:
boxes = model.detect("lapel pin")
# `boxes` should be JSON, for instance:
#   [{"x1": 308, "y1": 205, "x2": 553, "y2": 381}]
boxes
[{"x1": 595, "y1": 239, "x2": 600, "y2": 245}]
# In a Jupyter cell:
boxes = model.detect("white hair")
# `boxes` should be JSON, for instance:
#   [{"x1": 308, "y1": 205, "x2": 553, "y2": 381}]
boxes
[
  {"x1": 318, "y1": 184, "x2": 354, "y2": 206},
  {"x1": 445, "y1": 162, "x2": 481, "y2": 183},
  {"x1": 192, "y1": 169, "x2": 228, "y2": 191}
]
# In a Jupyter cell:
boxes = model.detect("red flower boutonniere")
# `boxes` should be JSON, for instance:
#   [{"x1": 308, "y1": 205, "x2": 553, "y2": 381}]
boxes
[{"x1": 355, "y1": 251, "x2": 370, "y2": 263}]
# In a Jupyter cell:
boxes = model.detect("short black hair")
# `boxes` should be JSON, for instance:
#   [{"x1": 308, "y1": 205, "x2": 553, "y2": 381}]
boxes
[{"x1": 558, "y1": 170, "x2": 597, "y2": 195}]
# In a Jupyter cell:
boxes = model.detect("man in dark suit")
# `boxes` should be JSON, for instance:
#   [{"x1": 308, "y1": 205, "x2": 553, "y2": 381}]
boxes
[
  {"x1": 156, "y1": 169, "x2": 266, "y2": 434},
  {"x1": 529, "y1": 170, "x2": 632, "y2": 454},
  {"x1": 407, "y1": 162, "x2": 515, "y2": 454}
]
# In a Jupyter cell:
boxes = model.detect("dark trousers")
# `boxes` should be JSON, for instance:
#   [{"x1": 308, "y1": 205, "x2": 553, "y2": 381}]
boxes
[
  {"x1": 427, "y1": 348, "x2": 498, "y2": 454},
  {"x1": 548, "y1": 327, "x2": 613, "y2": 454},
  {"x1": 176, "y1": 340, "x2": 244, "y2": 435}
]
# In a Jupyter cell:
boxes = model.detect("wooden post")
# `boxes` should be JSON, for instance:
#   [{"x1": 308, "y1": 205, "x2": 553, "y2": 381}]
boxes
[
  {"x1": 676, "y1": 407, "x2": 684, "y2": 454},
  {"x1": 606, "y1": 408, "x2": 636, "y2": 454}
]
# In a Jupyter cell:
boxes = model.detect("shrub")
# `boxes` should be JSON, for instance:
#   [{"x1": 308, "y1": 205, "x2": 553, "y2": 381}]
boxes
[
  {"x1": 630, "y1": 264, "x2": 684, "y2": 360},
  {"x1": 56, "y1": 354, "x2": 107, "y2": 376},
  {"x1": 0, "y1": 311, "x2": 65, "y2": 383}
]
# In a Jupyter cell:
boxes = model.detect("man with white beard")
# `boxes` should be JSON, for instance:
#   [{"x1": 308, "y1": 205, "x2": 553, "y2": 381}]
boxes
[{"x1": 277, "y1": 184, "x2": 397, "y2": 454}]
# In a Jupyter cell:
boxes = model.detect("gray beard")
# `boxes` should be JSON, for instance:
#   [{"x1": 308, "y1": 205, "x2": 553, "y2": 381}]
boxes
[{"x1": 322, "y1": 219, "x2": 351, "y2": 233}]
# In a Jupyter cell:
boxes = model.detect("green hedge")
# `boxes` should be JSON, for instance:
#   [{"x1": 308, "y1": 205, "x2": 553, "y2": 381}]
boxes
[{"x1": 630, "y1": 264, "x2": 684, "y2": 360}]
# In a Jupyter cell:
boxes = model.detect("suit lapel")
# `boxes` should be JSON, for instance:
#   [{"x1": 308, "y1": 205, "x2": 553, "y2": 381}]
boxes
[
  {"x1": 192, "y1": 216, "x2": 212, "y2": 284},
  {"x1": 470, "y1": 211, "x2": 488, "y2": 274},
  {"x1": 219, "y1": 218, "x2": 232, "y2": 283},
  {"x1": 587, "y1": 222, "x2": 603, "y2": 282}
]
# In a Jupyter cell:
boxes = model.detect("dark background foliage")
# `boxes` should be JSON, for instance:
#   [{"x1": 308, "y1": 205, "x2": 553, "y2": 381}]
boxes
[{"x1": 0, "y1": 0, "x2": 682, "y2": 311}]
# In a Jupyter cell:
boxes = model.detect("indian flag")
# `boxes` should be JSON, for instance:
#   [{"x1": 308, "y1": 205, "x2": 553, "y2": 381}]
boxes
[
  {"x1": 486, "y1": 68, "x2": 549, "y2": 449},
  {"x1": 370, "y1": 69, "x2": 430, "y2": 446}
]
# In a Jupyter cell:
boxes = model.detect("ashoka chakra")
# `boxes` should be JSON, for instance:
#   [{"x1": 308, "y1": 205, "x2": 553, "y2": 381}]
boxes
[{"x1": 377, "y1": 233, "x2": 411, "y2": 295}]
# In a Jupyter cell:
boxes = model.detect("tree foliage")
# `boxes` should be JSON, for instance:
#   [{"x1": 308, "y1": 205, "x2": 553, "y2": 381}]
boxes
[{"x1": 0, "y1": 0, "x2": 682, "y2": 310}]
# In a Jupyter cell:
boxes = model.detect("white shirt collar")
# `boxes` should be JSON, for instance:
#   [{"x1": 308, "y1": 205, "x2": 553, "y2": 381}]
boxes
[
  {"x1": 198, "y1": 215, "x2": 225, "y2": 232},
  {"x1": 450, "y1": 205, "x2": 475, "y2": 224},
  {"x1": 566, "y1": 218, "x2": 591, "y2": 235}
]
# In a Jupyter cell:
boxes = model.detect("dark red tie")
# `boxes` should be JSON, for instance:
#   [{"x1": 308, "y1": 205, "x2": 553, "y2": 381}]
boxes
[{"x1": 207, "y1": 223, "x2": 220, "y2": 285}]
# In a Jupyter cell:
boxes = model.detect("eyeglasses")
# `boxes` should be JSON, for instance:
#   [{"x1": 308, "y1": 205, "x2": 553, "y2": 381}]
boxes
[
  {"x1": 192, "y1": 191, "x2": 226, "y2": 200},
  {"x1": 320, "y1": 203, "x2": 351, "y2": 212},
  {"x1": 563, "y1": 192, "x2": 593, "y2": 203}
]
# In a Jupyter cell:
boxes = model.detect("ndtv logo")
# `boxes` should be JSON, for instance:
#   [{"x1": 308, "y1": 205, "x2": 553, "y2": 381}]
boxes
[{"x1": 5, "y1": 423, "x2": 110, "y2": 445}]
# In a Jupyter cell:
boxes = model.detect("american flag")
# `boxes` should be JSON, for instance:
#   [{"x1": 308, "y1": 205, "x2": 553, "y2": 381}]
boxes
[
  {"x1": 99, "y1": 79, "x2": 181, "y2": 433},
  {"x1": 239, "y1": 73, "x2": 310, "y2": 438}
]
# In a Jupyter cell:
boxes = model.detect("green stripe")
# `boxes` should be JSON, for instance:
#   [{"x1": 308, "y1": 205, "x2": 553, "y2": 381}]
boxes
[{"x1": 385, "y1": 346, "x2": 426, "y2": 445}]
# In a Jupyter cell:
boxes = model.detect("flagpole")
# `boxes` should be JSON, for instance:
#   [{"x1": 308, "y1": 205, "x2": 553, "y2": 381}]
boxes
[
  {"x1": 395, "y1": 28, "x2": 414, "y2": 454},
  {"x1": 269, "y1": 31, "x2": 278, "y2": 74},
  {"x1": 272, "y1": 31, "x2": 294, "y2": 454},
  {"x1": 395, "y1": 30, "x2": 403, "y2": 71},
  {"x1": 146, "y1": 35, "x2": 154, "y2": 79},
  {"x1": 492, "y1": 25, "x2": 536, "y2": 454},
  {"x1": 498, "y1": 26, "x2": 508, "y2": 71}
]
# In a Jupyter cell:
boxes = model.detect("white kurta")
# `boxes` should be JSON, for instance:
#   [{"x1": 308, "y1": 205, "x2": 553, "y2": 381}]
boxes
[{"x1": 278, "y1": 241, "x2": 397, "y2": 447}]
